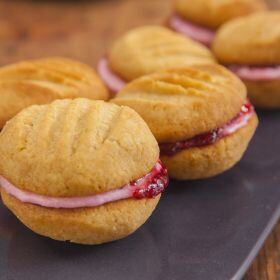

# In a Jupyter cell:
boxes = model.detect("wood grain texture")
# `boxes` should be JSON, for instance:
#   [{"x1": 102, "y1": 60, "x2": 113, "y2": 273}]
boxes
[
  {"x1": 246, "y1": 222, "x2": 280, "y2": 280},
  {"x1": 0, "y1": 0, "x2": 279, "y2": 279}
]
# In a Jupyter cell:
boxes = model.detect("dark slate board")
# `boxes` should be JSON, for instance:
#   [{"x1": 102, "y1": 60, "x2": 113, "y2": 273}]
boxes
[{"x1": 0, "y1": 109, "x2": 279, "y2": 280}]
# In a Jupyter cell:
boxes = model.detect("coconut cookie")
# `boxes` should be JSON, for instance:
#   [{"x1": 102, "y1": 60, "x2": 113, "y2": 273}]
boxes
[
  {"x1": 111, "y1": 65, "x2": 258, "y2": 180},
  {"x1": 97, "y1": 26, "x2": 215, "y2": 93},
  {"x1": 0, "y1": 99, "x2": 168, "y2": 244},
  {"x1": 168, "y1": 0, "x2": 267, "y2": 46},
  {"x1": 212, "y1": 12, "x2": 280, "y2": 108},
  {"x1": 0, "y1": 57, "x2": 109, "y2": 128}
]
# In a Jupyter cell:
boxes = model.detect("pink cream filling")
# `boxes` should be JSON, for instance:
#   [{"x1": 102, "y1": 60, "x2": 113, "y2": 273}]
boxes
[
  {"x1": 160, "y1": 101, "x2": 254, "y2": 156},
  {"x1": 168, "y1": 14, "x2": 215, "y2": 46},
  {"x1": 97, "y1": 57, "x2": 126, "y2": 93},
  {"x1": 229, "y1": 65, "x2": 280, "y2": 82},
  {"x1": 0, "y1": 160, "x2": 168, "y2": 209}
]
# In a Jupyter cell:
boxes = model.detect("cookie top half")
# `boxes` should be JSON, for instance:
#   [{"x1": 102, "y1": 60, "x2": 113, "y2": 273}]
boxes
[
  {"x1": 174, "y1": 0, "x2": 267, "y2": 29},
  {"x1": 108, "y1": 26, "x2": 215, "y2": 81},
  {"x1": 0, "y1": 57, "x2": 109, "y2": 127},
  {"x1": 111, "y1": 65, "x2": 247, "y2": 143},
  {"x1": 212, "y1": 12, "x2": 280, "y2": 65},
  {"x1": 0, "y1": 99, "x2": 159, "y2": 197}
]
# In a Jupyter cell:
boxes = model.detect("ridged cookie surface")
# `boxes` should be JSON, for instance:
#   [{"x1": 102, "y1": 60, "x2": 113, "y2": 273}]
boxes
[
  {"x1": 212, "y1": 12, "x2": 280, "y2": 64},
  {"x1": 108, "y1": 26, "x2": 215, "y2": 81},
  {"x1": 0, "y1": 99, "x2": 159, "y2": 197},
  {"x1": 111, "y1": 65, "x2": 247, "y2": 143},
  {"x1": 0, "y1": 57, "x2": 109, "y2": 128},
  {"x1": 174, "y1": 0, "x2": 267, "y2": 29}
]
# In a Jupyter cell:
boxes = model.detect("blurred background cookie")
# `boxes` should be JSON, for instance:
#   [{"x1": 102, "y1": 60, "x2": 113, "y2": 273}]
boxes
[
  {"x1": 168, "y1": 0, "x2": 267, "y2": 45},
  {"x1": 212, "y1": 11, "x2": 280, "y2": 108},
  {"x1": 0, "y1": 98, "x2": 168, "y2": 244},
  {"x1": 0, "y1": 57, "x2": 109, "y2": 128},
  {"x1": 97, "y1": 26, "x2": 215, "y2": 94},
  {"x1": 112, "y1": 65, "x2": 258, "y2": 180}
]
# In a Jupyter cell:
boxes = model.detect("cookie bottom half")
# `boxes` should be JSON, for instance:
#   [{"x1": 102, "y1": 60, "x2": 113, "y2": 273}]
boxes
[
  {"x1": 161, "y1": 113, "x2": 258, "y2": 180},
  {"x1": 1, "y1": 190, "x2": 160, "y2": 245}
]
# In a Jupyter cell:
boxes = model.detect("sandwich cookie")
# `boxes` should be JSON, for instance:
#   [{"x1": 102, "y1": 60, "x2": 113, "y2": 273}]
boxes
[
  {"x1": 0, "y1": 57, "x2": 109, "y2": 128},
  {"x1": 0, "y1": 98, "x2": 168, "y2": 244},
  {"x1": 168, "y1": 0, "x2": 267, "y2": 45},
  {"x1": 111, "y1": 65, "x2": 258, "y2": 180},
  {"x1": 97, "y1": 26, "x2": 215, "y2": 94},
  {"x1": 212, "y1": 12, "x2": 280, "y2": 108}
]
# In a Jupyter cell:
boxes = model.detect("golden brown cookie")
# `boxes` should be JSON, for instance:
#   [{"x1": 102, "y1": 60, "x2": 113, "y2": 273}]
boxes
[
  {"x1": 0, "y1": 57, "x2": 109, "y2": 128},
  {"x1": 1, "y1": 191, "x2": 160, "y2": 245},
  {"x1": 174, "y1": 0, "x2": 267, "y2": 29},
  {"x1": 111, "y1": 65, "x2": 258, "y2": 180},
  {"x1": 212, "y1": 12, "x2": 280, "y2": 108},
  {"x1": 108, "y1": 26, "x2": 216, "y2": 82},
  {"x1": 112, "y1": 65, "x2": 247, "y2": 142},
  {"x1": 212, "y1": 12, "x2": 280, "y2": 65},
  {"x1": 0, "y1": 99, "x2": 167, "y2": 244}
]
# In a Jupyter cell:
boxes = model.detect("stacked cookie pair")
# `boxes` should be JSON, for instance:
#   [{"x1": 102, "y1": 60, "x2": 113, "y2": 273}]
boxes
[
  {"x1": 168, "y1": 0, "x2": 268, "y2": 45},
  {"x1": 0, "y1": 58, "x2": 168, "y2": 244},
  {"x1": 212, "y1": 12, "x2": 280, "y2": 108},
  {"x1": 111, "y1": 66, "x2": 258, "y2": 180}
]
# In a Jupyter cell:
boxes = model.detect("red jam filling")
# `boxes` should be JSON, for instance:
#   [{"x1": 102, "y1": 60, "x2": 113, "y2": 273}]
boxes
[
  {"x1": 160, "y1": 102, "x2": 254, "y2": 156},
  {"x1": 132, "y1": 160, "x2": 169, "y2": 199}
]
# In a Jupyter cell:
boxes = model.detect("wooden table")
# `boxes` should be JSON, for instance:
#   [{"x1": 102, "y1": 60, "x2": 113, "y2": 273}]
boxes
[{"x1": 0, "y1": 0, "x2": 279, "y2": 279}]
